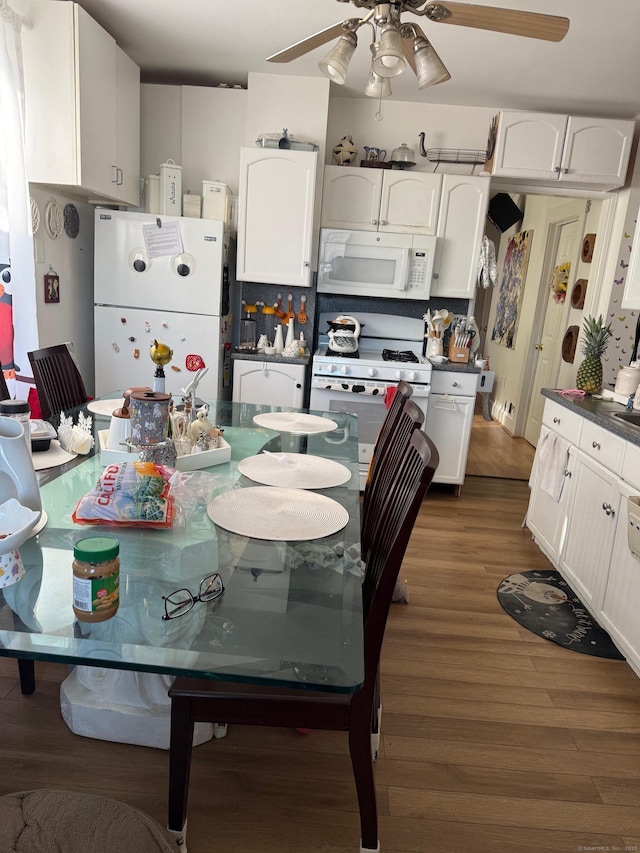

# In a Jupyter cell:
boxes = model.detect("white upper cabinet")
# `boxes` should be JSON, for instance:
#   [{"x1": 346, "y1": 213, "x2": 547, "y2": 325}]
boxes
[
  {"x1": 321, "y1": 166, "x2": 441, "y2": 235},
  {"x1": 22, "y1": 2, "x2": 140, "y2": 206},
  {"x1": 487, "y1": 110, "x2": 634, "y2": 189},
  {"x1": 237, "y1": 148, "x2": 317, "y2": 287},
  {"x1": 431, "y1": 174, "x2": 490, "y2": 300}
]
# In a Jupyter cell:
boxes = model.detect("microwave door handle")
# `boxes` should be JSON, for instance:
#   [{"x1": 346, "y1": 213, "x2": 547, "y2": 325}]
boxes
[{"x1": 397, "y1": 247, "x2": 411, "y2": 291}]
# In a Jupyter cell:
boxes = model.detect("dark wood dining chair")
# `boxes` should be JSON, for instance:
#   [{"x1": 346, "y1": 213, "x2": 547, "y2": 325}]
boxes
[
  {"x1": 27, "y1": 343, "x2": 88, "y2": 420},
  {"x1": 167, "y1": 429, "x2": 439, "y2": 853}
]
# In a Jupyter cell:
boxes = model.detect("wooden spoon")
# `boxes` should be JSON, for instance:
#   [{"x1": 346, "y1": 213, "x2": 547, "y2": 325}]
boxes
[
  {"x1": 274, "y1": 292, "x2": 286, "y2": 319},
  {"x1": 297, "y1": 294, "x2": 307, "y2": 324},
  {"x1": 285, "y1": 293, "x2": 295, "y2": 320}
]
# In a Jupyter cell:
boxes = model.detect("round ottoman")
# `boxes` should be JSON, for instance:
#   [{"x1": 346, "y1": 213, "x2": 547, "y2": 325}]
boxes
[{"x1": 0, "y1": 790, "x2": 175, "y2": 852}]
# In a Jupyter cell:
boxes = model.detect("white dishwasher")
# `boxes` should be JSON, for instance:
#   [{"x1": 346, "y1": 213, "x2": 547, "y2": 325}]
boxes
[
  {"x1": 425, "y1": 369, "x2": 479, "y2": 491},
  {"x1": 232, "y1": 357, "x2": 306, "y2": 408}
]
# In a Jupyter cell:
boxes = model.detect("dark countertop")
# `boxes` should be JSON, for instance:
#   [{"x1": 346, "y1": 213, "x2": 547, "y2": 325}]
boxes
[
  {"x1": 542, "y1": 388, "x2": 640, "y2": 448},
  {"x1": 231, "y1": 350, "x2": 310, "y2": 367},
  {"x1": 431, "y1": 361, "x2": 481, "y2": 374}
]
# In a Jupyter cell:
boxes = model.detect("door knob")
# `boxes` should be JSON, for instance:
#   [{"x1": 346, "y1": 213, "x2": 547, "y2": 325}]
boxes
[{"x1": 535, "y1": 344, "x2": 543, "y2": 350}]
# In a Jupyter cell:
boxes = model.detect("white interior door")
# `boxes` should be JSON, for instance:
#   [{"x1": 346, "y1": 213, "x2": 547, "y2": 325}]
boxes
[{"x1": 524, "y1": 213, "x2": 583, "y2": 446}]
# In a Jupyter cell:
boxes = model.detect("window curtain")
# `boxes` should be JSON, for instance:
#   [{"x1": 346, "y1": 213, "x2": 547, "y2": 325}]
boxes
[{"x1": 0, "y1": 0, "x2": 37, "y2": 399}]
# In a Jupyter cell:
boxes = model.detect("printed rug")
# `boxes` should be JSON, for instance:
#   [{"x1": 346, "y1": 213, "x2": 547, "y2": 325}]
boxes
[{"x1": 497, "y1": 570, "x2": 625, "y2": 659}]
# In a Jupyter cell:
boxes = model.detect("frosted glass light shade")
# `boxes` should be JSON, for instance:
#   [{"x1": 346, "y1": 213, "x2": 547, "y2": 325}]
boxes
[
  {"x1": 364, "y1": 70, "x2": 392, "y2": 98},
  {"x1": 318, "y1": 33, "x2": 357, "y2": 85},
  {"x1": 372, "y1": 26, "x2": 405, "y2": 78},
  {"x1": 414, "y1": 38, "x2": 451, "y2": 89}
]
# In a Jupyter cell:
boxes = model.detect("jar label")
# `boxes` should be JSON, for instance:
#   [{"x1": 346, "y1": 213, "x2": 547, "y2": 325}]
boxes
[{"x1": 73, "y1": 574, "x2": 119, "y2": 614}]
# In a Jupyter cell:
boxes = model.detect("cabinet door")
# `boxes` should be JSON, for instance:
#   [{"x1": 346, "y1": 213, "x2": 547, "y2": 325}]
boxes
[
  {"x1": 599, "y1": 481, "x2": 640, "y2": 669},
  {"x1": 378, "y1": 172, "x2": 441, "y2": 235},
  {"x1": 431, "y1": 174, "x2": 490, "y2": 299},
  {"x1": 425, "y1": 393, "x2": 474, "y2": 485},
  {"x1": 320, "y1": 166, "x2": 382, "y2": 230},
  {"x1": 560, "y1": 116, "x2": 633, "y2": 187},
  {"x1": 491, "y1": 111, "x2": 567, "y2": 180},
  {"x1": 75, "y1": 4, "x2": 117, "y2": 198},
  {"x1": 527, "y1": 444, "x2": 576, "y2": 564},
  {"x1": 237, "y1": 149, "x2": 317, "y2": 286},
  {"x1": 232, "y1": 360, "x2": 305, "y2": 408},
  {"x1": 561, "y1": 451, "x2": 619, "y2": 612},
  {"x1": 114, "y1": 47, "x2": 141, "y2": 207}
]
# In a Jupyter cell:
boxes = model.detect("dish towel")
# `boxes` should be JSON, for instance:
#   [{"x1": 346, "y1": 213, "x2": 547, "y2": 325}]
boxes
[
  {"x1": 535, "y1": 425, "x2": 571, "y2": 502},
  {"x1": 477, "y1": 235, "x2": 497, "y2": 289}
]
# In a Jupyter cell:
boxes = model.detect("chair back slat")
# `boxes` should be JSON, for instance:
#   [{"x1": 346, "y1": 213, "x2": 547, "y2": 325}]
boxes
[
  {"x1": 361, "y1": 429, "x2": 438, "y2": 687},
  {"x1": 27, "y1": 343, "x2": 88, "y2": 420},
  {"x1": 361, "y1": 397, "x2": 424, "y2": 563},
  {"x1": 0, "y1": 371, "x2": 9, "y2": 401}
]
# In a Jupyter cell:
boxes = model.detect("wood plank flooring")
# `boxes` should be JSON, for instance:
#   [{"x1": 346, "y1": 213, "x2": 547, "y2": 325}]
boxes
[
  {"x1": 466, "y1": 410, "x2": 536, "y2": 480},
  {"x1": 1, "y1": 476, "x2": 639, "y2": 852}
]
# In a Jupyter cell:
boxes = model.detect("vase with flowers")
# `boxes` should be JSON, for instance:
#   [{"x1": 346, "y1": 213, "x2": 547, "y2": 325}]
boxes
[{"x1": 551, "y1": 261, "x2": 571, "y2": 303}]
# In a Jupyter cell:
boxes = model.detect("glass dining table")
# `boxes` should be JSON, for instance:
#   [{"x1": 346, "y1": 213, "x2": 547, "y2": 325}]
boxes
[{"x1": 0, "y1": 398, "x2": 363, "y2": 730}]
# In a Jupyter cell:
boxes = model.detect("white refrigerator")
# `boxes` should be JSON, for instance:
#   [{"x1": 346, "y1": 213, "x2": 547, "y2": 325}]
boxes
[{"x1": 93, "y1": 209, "x2": 233, "y2": 400}]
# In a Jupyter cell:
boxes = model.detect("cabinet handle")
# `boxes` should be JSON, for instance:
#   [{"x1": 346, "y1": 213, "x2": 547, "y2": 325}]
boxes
[
  {"x1": 117, "y1": 167, "x2": 123, "y2": 186},
  {"x1": 371, "y1": 220, "x2": 378, "y2": 225},
  {"x1": 111, "y1": 165, "x2": 119, "y2": 184},
  {"x1": 562, "y1": 168, "x2": 569, "y2": 174},
  {"x1": 602, "y1": 502, "x2": 615, "y2": 517},
  {"x1": 553, "y1": 166, "x2": 561, "y2": 173},
  {"x1": 303, "y1": 261, "x2": 310, "y2": 267},
  {"x1": 564, "y1": 469, "x2": 572, "y2": 477},
  {"x1": 296, "y1": 383, "x2": 302, "y2": 389},
  {"x1": 553, "y1": 417, "x2": 560, "y2": 424},
  {"x1": 592, "y1": 441, "x2": 601, "y2": 450},
  {"x1": 433, "y1": 273, "x2": 439, "y2": 279},
  {"x1": 452, "y1": 381, "x2": 458, "y2": 387},
  {"x1": 379, "y1": 220, "x2": 387, "y2": 226}
]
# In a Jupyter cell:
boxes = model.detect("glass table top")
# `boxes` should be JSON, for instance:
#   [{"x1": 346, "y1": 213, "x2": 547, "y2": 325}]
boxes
[{"x1": 0, "y1": 399, "x2": 363, "y2": 693}]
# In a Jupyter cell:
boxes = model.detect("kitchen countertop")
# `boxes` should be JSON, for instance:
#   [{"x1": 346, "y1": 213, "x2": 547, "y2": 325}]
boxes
[
  {"x1": 231, "y1": 350, "x2": 310, "y2": 367},
  {"x1": 542, "y1": 388, "x2": 640, "y2": 448},
  {"x1": 430, "y1": 361, "x2": 481, "y2": 374}
]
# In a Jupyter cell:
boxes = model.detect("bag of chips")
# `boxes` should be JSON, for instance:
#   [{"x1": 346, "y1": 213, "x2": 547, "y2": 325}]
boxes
[{"x1": 72, "y1": 461, "x2": 175, "y2": 528}]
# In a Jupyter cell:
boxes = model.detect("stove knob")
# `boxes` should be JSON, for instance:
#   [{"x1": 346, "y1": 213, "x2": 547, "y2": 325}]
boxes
[
  {"x1": 368, "y1": 367, "x2": 377, "y2": 377},
  {"x1": 407, "y1": 371, "x2": 417, "y2": 381},
  {"x1": 340, "y1": 364, "x2": 349, "y2": 374},
  {"x1": 394, "y1": 370, "x2": 403, "y2": 380},
  {"x1": 325, "y1": 364, "x2": 334, "y2": 373}
]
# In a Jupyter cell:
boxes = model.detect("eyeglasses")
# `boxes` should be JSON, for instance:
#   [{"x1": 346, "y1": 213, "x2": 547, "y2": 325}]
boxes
[{"x1": 162, "y1": 573, "x2": 225, "y2": 621}]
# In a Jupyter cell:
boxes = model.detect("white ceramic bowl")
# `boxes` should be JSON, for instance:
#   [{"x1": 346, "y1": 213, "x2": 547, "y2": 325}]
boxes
[
  {"x1": 263, "y1": 346, "x2": 276, "y2": 355},
  {"x1": 0, "y1": 498, "x2": 42, "y2": 555},
  {"x1": 429, "y1": 355, "x2": 448, "y2": 364}
]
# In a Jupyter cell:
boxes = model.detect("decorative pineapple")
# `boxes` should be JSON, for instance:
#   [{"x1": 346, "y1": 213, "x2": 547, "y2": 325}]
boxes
[{"x1": 575, "y1": 315, "x2": 613, "y2": 394}]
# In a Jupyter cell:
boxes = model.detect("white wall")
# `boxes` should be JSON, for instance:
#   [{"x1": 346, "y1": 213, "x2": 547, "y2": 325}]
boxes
[{"x1": 30, "y1": 187, "x2": 96, "y2": 395}]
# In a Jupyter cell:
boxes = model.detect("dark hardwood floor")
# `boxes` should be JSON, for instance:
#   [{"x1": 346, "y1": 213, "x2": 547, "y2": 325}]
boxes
[{"x1": 1, "y1": 472, "x2": 639, "y2": 852}]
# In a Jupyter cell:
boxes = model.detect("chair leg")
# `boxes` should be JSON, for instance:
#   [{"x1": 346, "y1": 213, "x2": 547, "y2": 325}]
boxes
[
  {"x1": 18, "y1": 659, "x2": 35, "y2": 695},
  {"x1": 349, "y1": 716, "x2": 379, "y2": 852},
  {"x1": 168, "y1": 697, "x2": 195, "y2": 845}
]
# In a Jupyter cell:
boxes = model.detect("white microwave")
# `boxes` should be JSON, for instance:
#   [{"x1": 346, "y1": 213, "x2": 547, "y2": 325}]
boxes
[{"x1": 317, "y1": 228, "x2": 436, "y2": 299}]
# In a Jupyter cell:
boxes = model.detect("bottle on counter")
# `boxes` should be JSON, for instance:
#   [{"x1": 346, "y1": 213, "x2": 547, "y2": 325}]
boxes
[{"x1": 72, "y1": 536, "x2": 120, "y2": 623}]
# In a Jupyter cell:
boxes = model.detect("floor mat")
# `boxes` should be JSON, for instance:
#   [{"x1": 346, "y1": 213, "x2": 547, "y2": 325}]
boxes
[{"x1": 497, "y1": 570, "x2": 624, "y2": 659}]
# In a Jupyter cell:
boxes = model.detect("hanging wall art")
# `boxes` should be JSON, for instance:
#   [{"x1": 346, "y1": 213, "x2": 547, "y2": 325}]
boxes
[{"x1": 491, "y1": 229, "x2": 534, "y2": 349}]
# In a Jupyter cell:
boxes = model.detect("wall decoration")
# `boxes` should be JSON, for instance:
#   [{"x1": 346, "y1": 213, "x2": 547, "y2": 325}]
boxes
[
  {"x1": 30, "y1": 197, "x2": 40, "y2": 234},
  {"x1": 582, "y1": 233, "x2": 596, "y2": 263},
  {"x1": 44, "y1": 199, "x2": 63, "y2": 239},
  {"x1": 550, "y1": 261, "x2": 571, "y2": 303},
  {"x1": 571, "y1": 279, "x2": 588, "y2": 309},
  {"x1": 562, "y1": 325, "x2": 580, "y2": 363},
  {"x1": 491, "y1": 229, "x2": 534, "y2": 349},
  {"x1": 44, "y1": 271, "x2": 60, "y2": 304},
  {"x1": 63, "y1": 203, "x2": 80, "y2": 238}
]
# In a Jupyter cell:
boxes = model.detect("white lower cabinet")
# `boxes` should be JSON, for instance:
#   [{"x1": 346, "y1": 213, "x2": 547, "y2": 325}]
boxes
[
  {"x1": 232, "y1": 360, "x2": 305, "y2": 408},
  {"x1": 560, "y1": 451, "x2": 620, "y2": 613},
  {"x1": 425, "y1": 371, "x2": 477, "y2": 488},
  {"x1": 527, "y1": 445, "x2": 575, "y2": 564}
]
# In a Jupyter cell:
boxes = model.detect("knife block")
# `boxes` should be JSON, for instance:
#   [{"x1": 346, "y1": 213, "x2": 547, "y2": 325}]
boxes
[{"x1": 448, "y1": 338, "x2": 470, "y2": 364}]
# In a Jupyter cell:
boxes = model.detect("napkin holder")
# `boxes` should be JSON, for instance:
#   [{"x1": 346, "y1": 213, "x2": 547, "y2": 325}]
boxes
[{"x1": 98, "y1": 430, "x2": 231, "y2": 470}]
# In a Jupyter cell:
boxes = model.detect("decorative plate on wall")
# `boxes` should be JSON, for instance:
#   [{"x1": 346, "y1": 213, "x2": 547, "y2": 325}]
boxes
[
  {"x1": 571, "y1": 278, "x2": 588, "y2": 309},
  {"x1": 63, "y1": 203, "x2": 80, "y2": 238},
  {"x1": 30, "y1": 197, "x2": 40, "y2": 234},
  {"x1": 562, "y1": 325, "x2": 580, "y2": 363},
  {"x1": 44, "y1": 199, "x2": 63, "y2": 239}
]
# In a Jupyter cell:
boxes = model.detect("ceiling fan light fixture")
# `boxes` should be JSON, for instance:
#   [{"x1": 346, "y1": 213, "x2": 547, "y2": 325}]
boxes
[
  {"x1": 318, "y1": 31, "x2": 357, "y2": 84},
  {"x1": 413, "y1": 37, "x2": 451, "y2": 89},
  {"x1": 372, "y1": 25, "x2": 405, "y2": 78},
  {"x1": 364, "y1": 69, "x2": 392, "y2": 98}
]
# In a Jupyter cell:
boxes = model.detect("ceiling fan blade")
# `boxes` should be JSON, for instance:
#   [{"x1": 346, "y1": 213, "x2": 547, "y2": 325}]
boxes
[
  {"x1": 267, "y1": 21, "x2": 356, "y2": 63},
  {"x1": 424, "y1": 3, "x2": 569, "y2": 42}
]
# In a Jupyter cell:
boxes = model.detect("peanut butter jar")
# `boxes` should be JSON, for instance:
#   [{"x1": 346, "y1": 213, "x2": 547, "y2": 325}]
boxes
[{"x1": 72, "y1": 536, "x2": 120, "y2": 623}]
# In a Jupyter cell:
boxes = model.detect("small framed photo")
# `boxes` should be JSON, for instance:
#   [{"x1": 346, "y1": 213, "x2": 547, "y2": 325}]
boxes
[{"x1": 44, "y1": 273, "x2": 60, "y2": 304}]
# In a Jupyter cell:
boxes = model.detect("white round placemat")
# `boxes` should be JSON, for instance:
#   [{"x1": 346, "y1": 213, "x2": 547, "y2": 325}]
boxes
[
  {"x1": 237, "y1": 453, "x2": 351, "y2": 490},
  {"x1": 207, "y1": 487, "x2": 349, "y2": 541},
  {"x1": 32, "y1": 440, "x2": 77, "y2": 471},
  {"x1": 253, "y1": 412, "x2": 339, "y2": 435},
  {"x1": 86, "y1": 399, "x2": 123, "y2": 417}
]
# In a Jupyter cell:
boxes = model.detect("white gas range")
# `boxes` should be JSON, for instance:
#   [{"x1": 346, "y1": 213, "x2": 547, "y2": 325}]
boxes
[{"x1": 309, "y1": 313, "x2": 431, "y2": 489}]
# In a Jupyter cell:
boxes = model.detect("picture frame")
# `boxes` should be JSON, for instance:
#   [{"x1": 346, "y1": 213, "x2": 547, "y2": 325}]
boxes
[{"x1": 44, "y1": 273, "x2": 60, "y2": 304}]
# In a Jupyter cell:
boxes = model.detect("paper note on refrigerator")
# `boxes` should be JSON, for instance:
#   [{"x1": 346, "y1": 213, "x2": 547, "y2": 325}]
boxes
[{"x1": 142, "y1": 221, "x2": 184, "y2": 258}]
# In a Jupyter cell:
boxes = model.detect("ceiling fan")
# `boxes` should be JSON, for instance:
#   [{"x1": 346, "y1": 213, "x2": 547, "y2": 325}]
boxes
[{"x1": 267, "y1": 2, "x2": 570, "y2": 95}]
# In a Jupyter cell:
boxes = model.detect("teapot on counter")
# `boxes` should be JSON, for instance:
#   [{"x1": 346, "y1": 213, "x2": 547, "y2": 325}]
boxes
[{"x1": 327, "y1": 315, "x2": 362, "y2": 354}]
